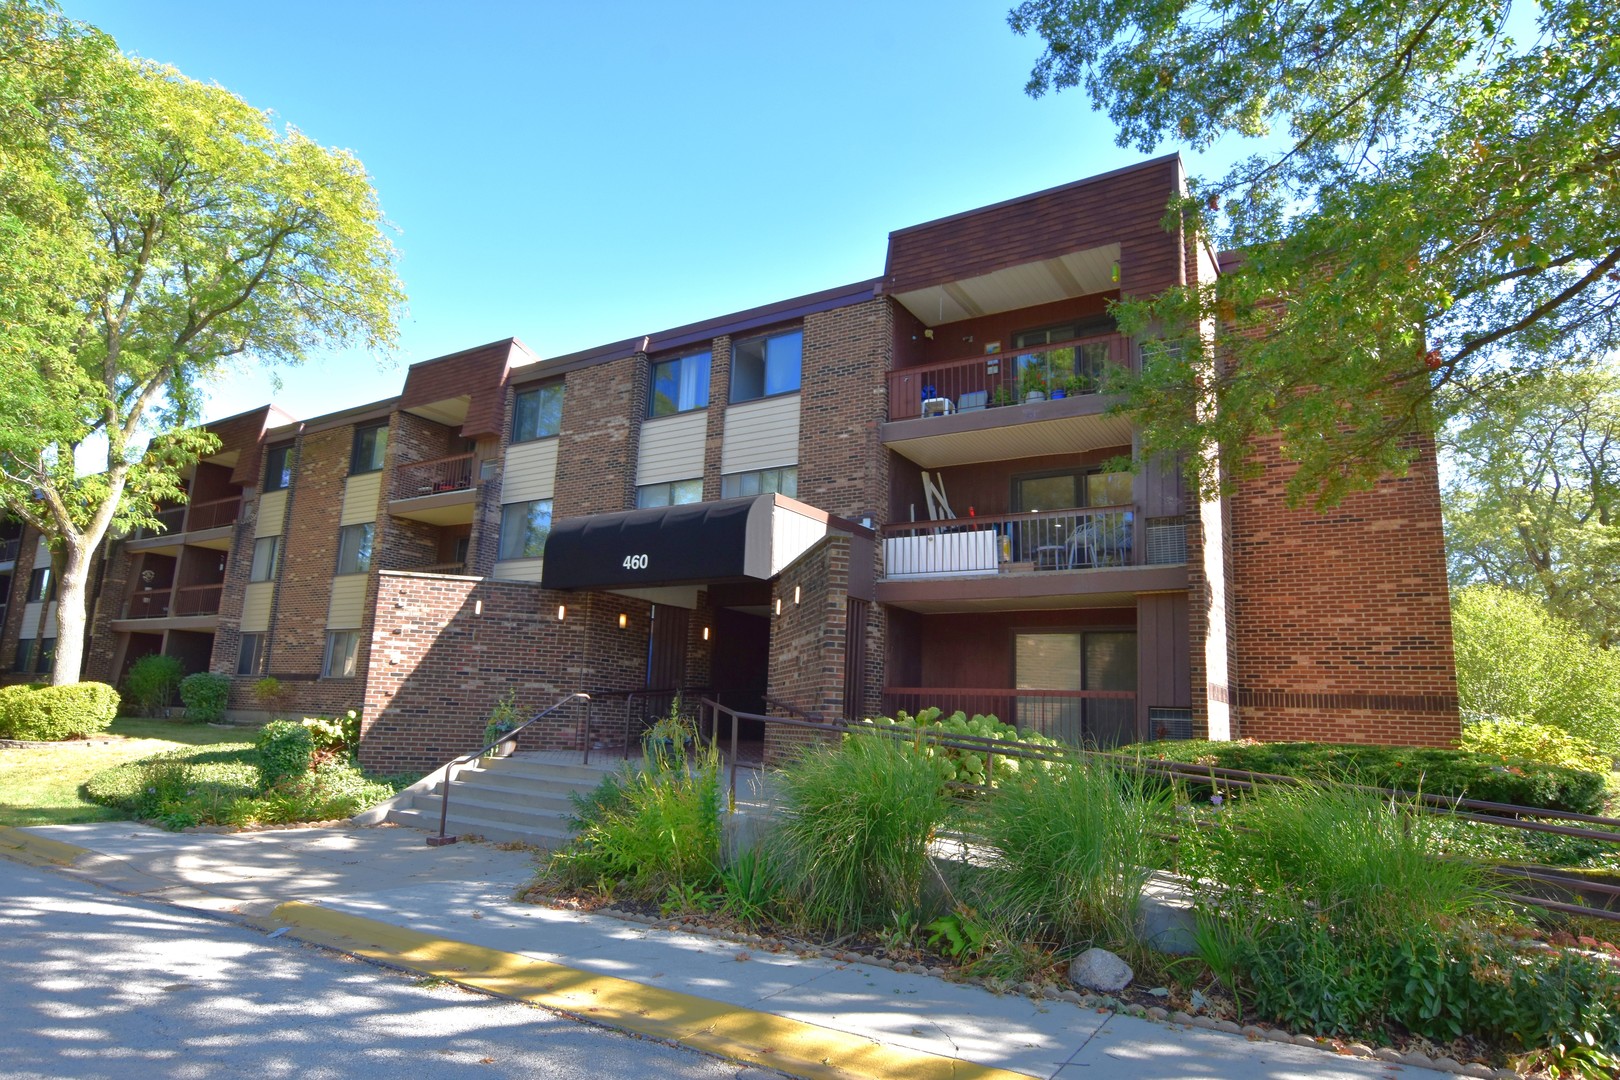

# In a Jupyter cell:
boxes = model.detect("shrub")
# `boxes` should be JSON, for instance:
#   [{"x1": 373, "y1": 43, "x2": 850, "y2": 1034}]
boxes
[
  {"x1": 255, "y1": 719, "x2": 314, "y2": 786},
  {"x1": 125, "y1": 653, "x2": 183, "y2": 714},
  {"x1": 235, "y1": 759, "x2": 399, "y2": 825},
  {"x1": 178, "y1": 672, "x2": 230, "y2": 723},
  {"x1": 0, "y1": 681, "x2": 120, "y2": 741},
  {"x1": 83, "y1": 748, "x2": 262, "y2": 818},
  {"x1": 981, "y1": 757, "x2": 1174, "y2": 957},
  {"x1": 252, "y1": 676, "x2": 286, "y2": 710},
  {"x1": 1460, "y1": 717, "x2": 1613, "y2": 773},
  {"x1": 770, "y1": 729, "x2": 953, "y2": 934},
  {"x1": 1182, "y1": 783, "x2": 1499, "y2": 1036},
  {"x1": 549, "y1": 716, "x2": 721, "y2": 900},
  {"x1": 1453, "y1": 585, "x2": 1620, "y2": 757},
  {"x1": 862, "y1": 708, "x2": 1061, "y2": 786},
  {"x1": 302, "y1": 710, "x2": 360, "y2": 756},
  {"x1": 1137, "y1": 738, "x2": 1609, "y2": 815}
]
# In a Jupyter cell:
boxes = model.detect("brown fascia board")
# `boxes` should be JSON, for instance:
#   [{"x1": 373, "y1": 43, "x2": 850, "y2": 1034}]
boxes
[
  {"x1": 402, "y1": 336, "x2": 538, "y2": 376},
  {"x1": 509, "y1": 279, "x2": 884, "y2": 386},
  {"x1": 267, "y1": 395, "x2": 402, "y2": 440},
  {"x1": 884, "y1": 153, "x2": 1185, "y2": 245}
]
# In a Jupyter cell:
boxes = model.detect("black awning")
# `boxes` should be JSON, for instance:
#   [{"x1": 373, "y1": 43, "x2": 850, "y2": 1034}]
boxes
[{"x1": 541, "y1": 497, "x2": 762, "y2": 591}]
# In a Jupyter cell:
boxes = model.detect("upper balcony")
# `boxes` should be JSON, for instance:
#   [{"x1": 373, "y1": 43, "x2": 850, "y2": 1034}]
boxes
[
  {"x1": 875, "y1": 504, "x2": 1188, "y2": 611},
  {"x1": 388, "y1": 452, "x2": 478, "y2": 525},
  {"x1": 883, "y1": 332, "x2": 1137, "y2": 469},
  {"x1": 126, "y1": 496, "x2": 241, "y2": 555}
]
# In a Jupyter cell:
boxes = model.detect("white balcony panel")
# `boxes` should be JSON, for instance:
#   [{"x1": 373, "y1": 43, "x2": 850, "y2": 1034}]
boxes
[
  {"x1": 637, "y1": 411, "x2": 707, "y2": 487},
  {"x1": 721, "y1": 395, "x2": 799, "y2": 475},
  {"x1": 503, "y1": 440, "x2": 558, "y2": 504},
  {"x1": 883, "y1": 530, "x2": 999, "y2": 580}
]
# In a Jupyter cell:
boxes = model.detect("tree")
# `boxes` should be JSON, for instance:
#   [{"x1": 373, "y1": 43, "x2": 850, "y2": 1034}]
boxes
[
  {"x1": 1450, "y1": 584, "x2": 1620, "y2": 756},
  {"x1": 0, "y1": 0, "x2": 403, "y2": 684},
  {"x1": 1009, "y1": 0, "x2": 1620, "y2": 506},
  {"x1": 1442, "y1": 359, "x2": 1620, "y2": 645}
]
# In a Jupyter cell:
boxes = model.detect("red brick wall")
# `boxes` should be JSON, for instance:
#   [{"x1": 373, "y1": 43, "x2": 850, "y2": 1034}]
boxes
[
  {"x1": 763, "y1": 536, "x2": 850, "y2": 763},
  {"x1": 798, "y1": 299, "x2": 892, "y2": 523},
  {"x1": 1228, "y1": 433, "x2": 1459, "y2": 746},
  {"x1": 554, "y1": 356, "x2": 644, "y2": 519},
  {"x1": 701, "y1": 336, "x2": 732, "y2": 502},
  {"x1": 358, "y1": 572, "x2": 650, "y2": 773}
]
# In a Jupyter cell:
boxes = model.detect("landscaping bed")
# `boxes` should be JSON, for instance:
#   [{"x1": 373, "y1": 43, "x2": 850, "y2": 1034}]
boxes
[{"x1": 524, "y1": 716, "x2": 1620, "y2": 1078}]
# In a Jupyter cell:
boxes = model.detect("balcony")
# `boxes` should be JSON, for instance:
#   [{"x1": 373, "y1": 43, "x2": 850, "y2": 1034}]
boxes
[
  {"x1": 173, "y1": 583, "x2": 223, "y2": 617},
  {"x1": 123, "y1": 589, "x2": 172, "y2": 619},
  {"x1": 389, "y1": 453, "x2": 478, "y2": 526},
  {"x1": 126, "y1": 496, "x2": 239, "y2": 553},
  {"x1": 876, "y1": 506, "x2": 1189, "y2": 611},
  {"x1": 883, "y1": 333, "x2": 1137, "y2": 469},
  {"x1": 184, "y1": 496, "x2": 240, "y2": 533}
]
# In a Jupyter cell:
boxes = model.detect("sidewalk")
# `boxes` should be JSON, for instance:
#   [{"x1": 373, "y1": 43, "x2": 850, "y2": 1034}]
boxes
[{"x1": 0, "y1": 821, "x2": 1466, "y2": 1080}]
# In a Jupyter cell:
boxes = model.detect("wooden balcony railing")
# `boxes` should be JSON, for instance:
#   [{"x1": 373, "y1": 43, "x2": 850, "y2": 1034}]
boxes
[
  {"x1": 880, "y1": 505, "x2": 1136, "y2": 578},
  {"x1": 887, "y1": 332, "x2": 1133, "y2": 422},
  {"x1": 395, "y1": 453, "x2": 475, "y2": 498},
  {"x1": 124, "y1": 589, "x2": 172, "y2": 619},
  {"x1": 881, "y1": 686, "x2": 1139, "y2": 748},
  {"x1": 132, "y1": 506, "x2": 188, "y2": 539},
  {"x1": 173, "y1": 583, "x2": 224, "y2": 616},
  {"x1": 184, "y1": 496, "x2": 240, "y2": 532}
]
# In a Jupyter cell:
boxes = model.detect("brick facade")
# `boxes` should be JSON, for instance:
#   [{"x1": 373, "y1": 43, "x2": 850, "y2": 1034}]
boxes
[
  {"x1": 764, "y1": 536, "x2": 851, "y2": 763},
  {"x1": 1227, "y1": 433, "x2": 1458, "y2": 746},
  {"x1": 554, "y1": 356, "x2": 645, "y2": 519}
]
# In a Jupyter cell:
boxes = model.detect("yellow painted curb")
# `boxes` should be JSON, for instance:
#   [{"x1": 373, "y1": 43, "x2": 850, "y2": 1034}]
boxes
[
  {"x1": 270, "y1": 901, "x2": 1030, "y2": 1080},
  {"x1": 0, "y1": 827, "x2": 90, "y2": 867}
]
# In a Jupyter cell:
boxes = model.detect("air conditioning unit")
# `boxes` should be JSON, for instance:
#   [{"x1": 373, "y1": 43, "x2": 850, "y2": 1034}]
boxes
[{"x1": 1144, "y1": 517, "x2": 1187, "y2": 564}]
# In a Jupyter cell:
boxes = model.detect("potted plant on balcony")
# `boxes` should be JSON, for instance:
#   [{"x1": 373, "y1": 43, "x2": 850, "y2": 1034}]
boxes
[
  {"x1": 482, "y1": 689, "x2": 522, "y2": 758},
  {"x1": 989, "y1": 384, "x2": 1014, "y2": 408},
  {"x1": 1020, "y1": 365, "x2": 1048, "y2": 403},
  {"x1": 1064, "y1": 373, "x2": 1096, "y2": 397}
]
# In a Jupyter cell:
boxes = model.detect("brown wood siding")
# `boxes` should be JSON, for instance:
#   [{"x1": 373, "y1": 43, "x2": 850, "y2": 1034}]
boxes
[
  {"x1": 888, "y1": 448, "x2": 1132, "y2": 523},
  {"x1": 1136, "y1": 592, "x2": 1192, "y2": 737},
  {"x1": 911, "y1": 608, "x2": 1135, "y2": 690},
  {"x1": 1138, "y1": 454, "x2": 1187, "y2": 518},
  {"x1": 884, "y1": 157, "x2": 1184, "y2": 301}
]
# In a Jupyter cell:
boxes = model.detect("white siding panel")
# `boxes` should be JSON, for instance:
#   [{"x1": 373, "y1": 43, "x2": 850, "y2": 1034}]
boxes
[
  {"x1": 326, "y1": 575, "x2": 368, "y2": 629},
  {"x1": 240, "y1": 582, "x2": 274, "y2": 632},
  {"x1": 503, "y1": 440, "x2": 558, "y2": 504},
  {"x1": 492, "y1": 557, "x2": 545, "y2": 582},
  {"x1": 19, "y1": 601, "x2": 56, "y2": 637},
  {"x1": 636, "y1": 412, "x2": 707, "y2": 487},
  {"x1": 340, "y1": 473, "x2": 382, "y2": 526},
  {"x1": 255, "y1": 490, "x2": 288, "y2": 538},
  {"x1": 721, "y1": 395, "x2": 799, "y2": 475}
]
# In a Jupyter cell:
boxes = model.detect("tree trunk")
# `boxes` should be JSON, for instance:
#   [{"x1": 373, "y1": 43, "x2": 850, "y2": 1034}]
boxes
[{"x1": 49, "y1": 539, "x2": 95, "y2": 686}]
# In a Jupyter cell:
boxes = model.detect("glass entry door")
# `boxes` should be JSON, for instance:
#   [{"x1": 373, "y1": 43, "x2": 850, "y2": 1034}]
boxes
[{"x1": 1015, "y1": 630, "x2": 1137, "y2": 746}]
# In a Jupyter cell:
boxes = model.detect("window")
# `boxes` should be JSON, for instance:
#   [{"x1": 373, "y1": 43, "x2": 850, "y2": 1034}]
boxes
[
  {"x1": 730, "y1": 329, "x2": 802, "y2": 402},
  {"x1": 649, "y1": 352, "x2": 711, "y2": 417},
  {"x1": 636, "y1": 479, "x2": 703, "y2": 509},
  {"x1": 335, "y1": 523, "x2": 374, "y2": 575},
  {"x1": 237, "y1": 633, "x2": 267, "y2": 676},
  {"x1": 720, "y1": 466, "x2": 796, "y2": 499},
  {"x1": 498, "y1": 499, "x2": 552, "y2": 561},
  {"x1": 263, "y1": 444, "x2": 293, "y2": 492},
  {"x1": 12, "y1": 638, "x2": 34, "y2": 674},
  {"x1": 26, "y1": 566, "x2": 54, "y2": 603},
  {"x1": 1012, "y1": 468, "x2": 1132, "y2": 512},
  {"x1": 323, "y1": 631, "x2": 360, "y2": 678},
  {"x1": 249, "y1": 536, "x2": 281, "y2": 582},
  {"x1": 350, "y1": 422, "x2": 389, "y2": 474},
  {"x1": 513, "y1": 383, "x2": 563, "y2": 442}
]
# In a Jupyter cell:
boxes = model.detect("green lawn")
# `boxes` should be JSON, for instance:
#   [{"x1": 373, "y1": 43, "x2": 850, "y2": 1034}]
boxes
[{"x1": 0, "y1": 718, "x2": 254, "y2": 827}]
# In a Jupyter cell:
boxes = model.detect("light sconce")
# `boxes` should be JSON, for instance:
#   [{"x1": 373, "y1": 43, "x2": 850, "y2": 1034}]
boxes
[
  {"x1": 774, "y1": 598, "x2": 782, "y2": 616},
  {"x1": 474, "y1": 599, "x2": 483, "y2": 616},
  {"x1": 702, "y1": 626, "x2": 710, "y2": 642},
  {"x1": 556, "y1": 604, "x2": 567, "y2": 622},
  {"x1": 793, "y1": 585, "x2": 801, "y2": 605},
  {"x1": 618, "y1": 612, "x2": 628, "y2": 630}
]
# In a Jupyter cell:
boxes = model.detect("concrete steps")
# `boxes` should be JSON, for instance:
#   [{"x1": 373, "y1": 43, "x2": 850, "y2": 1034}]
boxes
[{"x1": 384, "y1": 753, "x2": 625, "y2": 849}]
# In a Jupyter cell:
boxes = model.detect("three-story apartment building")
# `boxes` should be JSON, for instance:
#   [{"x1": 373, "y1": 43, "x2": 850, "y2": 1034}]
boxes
[{"x1": 0, "y1": 156, "x2": 1460, "y2": 773}]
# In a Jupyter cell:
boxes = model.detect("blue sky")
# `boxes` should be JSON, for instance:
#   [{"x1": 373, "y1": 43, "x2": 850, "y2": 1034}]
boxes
[{"x1": 68, "y1": 0, "x2": 1262, "y2": 426}]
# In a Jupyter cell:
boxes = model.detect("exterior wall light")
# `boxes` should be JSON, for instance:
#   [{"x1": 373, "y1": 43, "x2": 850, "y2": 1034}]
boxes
[
  {"x1": 618, "y1": 611, "x2": 628, "y2": 629},
  {"x1": 556, "y1": 604, "x2": 566, "y2": 621},
  {"x1": 774, "y1": 597, "x2": 781, "y2": 616},
  {"x1": 702, "y1": 626, "x2": 710, "y2": 641},
  {"x1": 793, "y1": 585, "x2": 801, "y2": 605}
]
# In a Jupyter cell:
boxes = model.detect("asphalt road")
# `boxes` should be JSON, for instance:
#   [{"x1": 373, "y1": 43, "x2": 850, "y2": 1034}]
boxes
[{"x1": 0, "y1": 862, "x2": 777, "y2": 1080}]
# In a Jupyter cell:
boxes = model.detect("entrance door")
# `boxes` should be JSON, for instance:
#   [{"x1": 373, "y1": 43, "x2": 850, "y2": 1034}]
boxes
[
  {"x1": 1015, "y1": 630, "x2": 1138, "y2": 747},
  {"x1": 645, "y1": 605, "x2": 690, "y2": 726}
]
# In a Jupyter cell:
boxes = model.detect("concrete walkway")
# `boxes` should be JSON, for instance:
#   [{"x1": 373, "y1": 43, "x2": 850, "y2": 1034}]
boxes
[{"x1": 0, "y1": 822, "x2": 1469, "y2": 1080}]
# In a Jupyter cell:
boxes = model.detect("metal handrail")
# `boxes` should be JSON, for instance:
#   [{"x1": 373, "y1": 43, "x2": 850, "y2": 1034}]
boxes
[{"x1": 426, "y1": 691, "x2": 591, "y2": 847}]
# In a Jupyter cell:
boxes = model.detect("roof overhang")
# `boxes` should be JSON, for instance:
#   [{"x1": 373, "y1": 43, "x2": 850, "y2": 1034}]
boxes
[
  {"x1": 541, "y1": 494, "x2": 844, "y2": 592},
  {"x1": 890, "y1": 244, "x2": 1120, "y2": 328}
]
